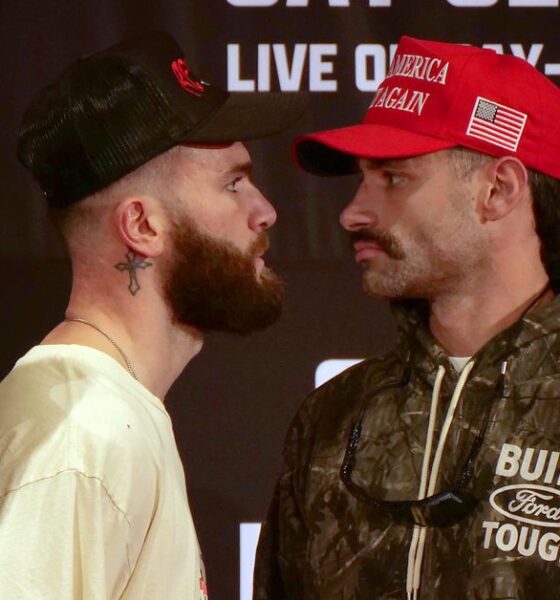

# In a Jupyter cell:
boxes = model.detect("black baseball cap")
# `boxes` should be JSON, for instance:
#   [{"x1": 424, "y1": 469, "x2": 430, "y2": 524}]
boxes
[{"x1": 18, "y1": 31, "x2": 307, "y2": 207}]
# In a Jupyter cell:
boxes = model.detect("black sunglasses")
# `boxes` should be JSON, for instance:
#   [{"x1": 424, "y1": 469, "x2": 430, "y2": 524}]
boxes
[{"x1": 339, "y1": 401, "x2": 493, "y2": 528}]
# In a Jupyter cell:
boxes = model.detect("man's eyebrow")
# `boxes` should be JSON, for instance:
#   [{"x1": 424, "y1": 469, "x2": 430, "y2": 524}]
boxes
[
  {"x1": 222, "y1": 160, "x2": 253, "y2": 177},
  {"x1": 360, "y1": 158, "x2": 382, "y2": 169},
  {"x1": 360, "y1": 157, "x2": 413, "y2": 170}
]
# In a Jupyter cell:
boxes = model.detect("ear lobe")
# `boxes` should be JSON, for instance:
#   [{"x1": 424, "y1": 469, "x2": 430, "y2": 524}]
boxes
[
  {"x1": 114, "y1": 197, "x2": 165, "y2": 257},
  {"x1": 479, "y1": 157, "x2": 529, "y2": 223}
]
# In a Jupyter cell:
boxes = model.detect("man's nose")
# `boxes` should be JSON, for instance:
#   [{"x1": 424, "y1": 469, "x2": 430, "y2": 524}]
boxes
[
  {"x1": 339, "y1": 183, "x2": 378, "y2": 232},
  {"x1": 250, "y1": 187, "x2": 277, "y2": 232}
]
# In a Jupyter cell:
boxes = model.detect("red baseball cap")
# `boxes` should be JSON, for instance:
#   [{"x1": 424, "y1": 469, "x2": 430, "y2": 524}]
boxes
[{"x1": 294, "y1": 36, "x2": 560, "y2": 179}]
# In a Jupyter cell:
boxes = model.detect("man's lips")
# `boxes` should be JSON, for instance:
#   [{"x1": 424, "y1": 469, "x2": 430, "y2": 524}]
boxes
[
  {"x1": 353, "y1": 240, "x2": 386, "y2": 262},
  {"x1": 251, "y1": 234, "x2": 269, "y2": 269}
]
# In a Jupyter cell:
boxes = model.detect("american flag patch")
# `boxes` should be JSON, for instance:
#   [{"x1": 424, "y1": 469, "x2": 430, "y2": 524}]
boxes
[{"x1": 466, "y1": 97, "x2": 527, "y2": 152}]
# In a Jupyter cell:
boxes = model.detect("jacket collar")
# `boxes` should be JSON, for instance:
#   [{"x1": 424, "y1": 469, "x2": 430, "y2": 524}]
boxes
[{"x1": 391, "y1": 295, "x2": 560, "y2": 390}]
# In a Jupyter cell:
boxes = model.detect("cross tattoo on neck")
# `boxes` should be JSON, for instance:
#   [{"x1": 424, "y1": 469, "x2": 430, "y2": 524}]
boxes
[{"x1": 115, "y1": 250, "x2": 153, "y2": 296}]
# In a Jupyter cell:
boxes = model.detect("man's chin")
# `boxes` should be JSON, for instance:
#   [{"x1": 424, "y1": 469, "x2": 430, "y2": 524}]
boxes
[
  {"x1": 362, "y1": 284, "x2": 394, "y2": 300},
  {"x1": 164, "y1": 216, "x2": 284, "y2": 335},
  {"x1": 362, "y1": 271, "x2": 403, "y2": 299}
]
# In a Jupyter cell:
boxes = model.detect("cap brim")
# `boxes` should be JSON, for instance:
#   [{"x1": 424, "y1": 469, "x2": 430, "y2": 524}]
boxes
[
  {"x1": 294, "y1": 123, "x2": 456, "y2": 176},
  {"x1": 187, "y1": 91, "x2": 308, "y2": 143}
]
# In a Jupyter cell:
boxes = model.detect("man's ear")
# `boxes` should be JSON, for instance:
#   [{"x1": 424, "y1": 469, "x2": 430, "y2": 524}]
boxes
[
  {"x1": 478, "y1": 156, "x2": 529, "y2": 223},
  {"x1": 114, "y1": 196, "x2": 166, "y2": 257}
]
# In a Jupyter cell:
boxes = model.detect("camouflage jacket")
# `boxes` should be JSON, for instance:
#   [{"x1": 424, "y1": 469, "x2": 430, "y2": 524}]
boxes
[{"x1": 254, "y1": 298, "x2": 560, "y2": 600}]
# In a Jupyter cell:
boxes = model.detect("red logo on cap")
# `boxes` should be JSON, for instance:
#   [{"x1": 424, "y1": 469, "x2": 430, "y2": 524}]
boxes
[{"x1": 171, "y1": 59, "x2": 205, "y2": 97}]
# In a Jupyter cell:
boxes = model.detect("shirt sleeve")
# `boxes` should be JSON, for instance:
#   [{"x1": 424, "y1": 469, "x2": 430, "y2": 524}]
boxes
[{"x1": 0, "y1": 469, "x2": 132, "y2": 600}]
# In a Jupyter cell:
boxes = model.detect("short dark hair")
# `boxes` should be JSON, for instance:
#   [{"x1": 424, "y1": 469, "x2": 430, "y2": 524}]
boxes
[
  {"x1": 529, "y1": 169, "x2": 560, "y2": 292},
  {"x1": 449, "y1": 147, "x2": 560, "y2": 291}
]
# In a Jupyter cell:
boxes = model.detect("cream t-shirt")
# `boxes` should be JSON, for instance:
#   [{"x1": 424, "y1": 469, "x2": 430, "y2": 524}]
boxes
[{"x1": 0, "y1": 345, "x2": 207, "y2": 599}]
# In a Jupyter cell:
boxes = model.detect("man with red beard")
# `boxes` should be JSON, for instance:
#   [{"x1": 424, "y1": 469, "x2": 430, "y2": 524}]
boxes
[
  {"x1": 254, "y1": 37, "x2": 560, "y2": 599},
  {"x1": 0, "y1": 32, "x2": 304, "y2": 599}
]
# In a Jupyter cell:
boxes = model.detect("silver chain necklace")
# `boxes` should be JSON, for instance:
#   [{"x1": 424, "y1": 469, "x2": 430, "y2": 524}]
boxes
[{"x1": 66, "y1": 318, "x2": 137, "y2": 380}]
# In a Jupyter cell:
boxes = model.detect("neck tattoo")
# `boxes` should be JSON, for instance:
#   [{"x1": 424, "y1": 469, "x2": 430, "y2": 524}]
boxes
[{"x1": 66, "y1": 317, "x2": 137, "y2": 380}]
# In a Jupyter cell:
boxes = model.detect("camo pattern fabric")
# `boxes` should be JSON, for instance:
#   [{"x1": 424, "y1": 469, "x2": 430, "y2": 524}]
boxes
[{"x1": 254, "y1": 298, "x2": 560, "y2": 600}]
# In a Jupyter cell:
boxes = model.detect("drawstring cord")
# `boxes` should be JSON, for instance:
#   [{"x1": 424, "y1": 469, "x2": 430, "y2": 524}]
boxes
[
  {"x1": 406, "y1": 360, "x2": 476, "y2": 600},
  {"x1": 406, "y1": 364, "x2": 445, "y2": 599},
  {"x1": 405, "y1": 359, "x2": 508, "y2": 599}
]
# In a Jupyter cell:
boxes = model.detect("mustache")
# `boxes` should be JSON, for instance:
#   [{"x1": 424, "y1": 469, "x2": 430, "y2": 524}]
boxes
[
  {"x1": 349, "y1": 229, "x2": 405, "y2": 260},
  {"x1": 249, "y1": 233, "x2": 270, "y2": 257}
]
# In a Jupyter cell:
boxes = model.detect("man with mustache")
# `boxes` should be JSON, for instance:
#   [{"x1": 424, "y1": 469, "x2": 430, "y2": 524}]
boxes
[
  {"x1": 0, "y1": 31, "x2": 304, "y2": 598},
  {"x1": 254, "y1": 37, "x2": 560, "y2": 599}
]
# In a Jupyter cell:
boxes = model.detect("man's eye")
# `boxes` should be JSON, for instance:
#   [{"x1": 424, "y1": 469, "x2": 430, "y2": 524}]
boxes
[
  {"x1": 386, "y1": 172, "x2": 406, "y2": 186},
  {"x1": 225, "y1": 177, "x2": 242, "y2": 192}
]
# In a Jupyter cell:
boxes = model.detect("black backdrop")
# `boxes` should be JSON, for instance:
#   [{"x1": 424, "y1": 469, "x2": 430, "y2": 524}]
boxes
[{"x1": 2, "y1": 1, "x2": 560, "y2": 598}]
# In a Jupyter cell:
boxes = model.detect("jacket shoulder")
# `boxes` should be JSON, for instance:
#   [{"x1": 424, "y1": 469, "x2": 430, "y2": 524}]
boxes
[
  {"x1": 283, "y1": 350, "x2": 404, "y2": 459},
  {"x1": 307, "y1": 350, "x2": 404, "y2": 413}
]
